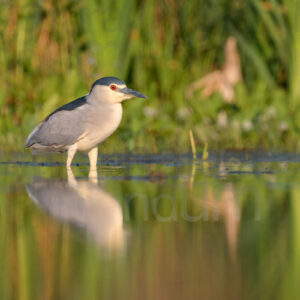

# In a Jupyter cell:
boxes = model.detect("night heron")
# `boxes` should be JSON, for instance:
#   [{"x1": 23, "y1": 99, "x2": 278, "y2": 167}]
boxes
[{"x1": 26, "y1": 77, "x2": 147, "y2": 169}]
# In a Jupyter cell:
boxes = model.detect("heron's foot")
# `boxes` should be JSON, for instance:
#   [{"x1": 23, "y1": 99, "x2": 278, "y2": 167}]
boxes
[{"x1": 88, "y1": 147, "x2": 98, "y2": 170}]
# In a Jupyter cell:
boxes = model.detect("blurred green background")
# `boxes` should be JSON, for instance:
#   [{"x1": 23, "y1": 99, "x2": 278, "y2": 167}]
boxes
[{"x1": 0, "y1": 0, "x2": 300, "y2": 153}]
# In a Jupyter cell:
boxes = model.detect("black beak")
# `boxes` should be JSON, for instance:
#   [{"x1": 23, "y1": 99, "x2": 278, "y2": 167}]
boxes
[{"x1": 119, "y1": 87, "x2": 147, "y2": 99}]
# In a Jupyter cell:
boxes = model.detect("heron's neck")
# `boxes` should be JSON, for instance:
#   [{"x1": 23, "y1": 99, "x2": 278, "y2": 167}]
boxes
[
  {"x1": 87, "y1": 90, "x2": 121, "y2": 106},
  {"x1": 86, "y1": 92, "x2": 122, "y2": 114}
]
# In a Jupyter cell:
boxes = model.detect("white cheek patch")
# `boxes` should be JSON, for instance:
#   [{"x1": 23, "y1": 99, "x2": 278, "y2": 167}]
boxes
[{"x1": 115, "y1": 85, "x2": 128, "y2": 101}]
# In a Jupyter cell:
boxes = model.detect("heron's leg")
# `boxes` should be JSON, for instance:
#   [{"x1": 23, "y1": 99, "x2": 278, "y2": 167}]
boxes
[
  {"x1": 88, "y1": 147, "x2": 98, "y2": 183},
  {"x1": 88, "y1": 146, "x2": 98, "y2": 169},
  {"x1": 67, "y1": 167, "x2": 77, "y2": 186},
  {"x1": 88, "y1": 168, "x2": 98, "y2": 184},
  {"x1": 67, "y1": 145, "x2": 77, "y2": 169}
]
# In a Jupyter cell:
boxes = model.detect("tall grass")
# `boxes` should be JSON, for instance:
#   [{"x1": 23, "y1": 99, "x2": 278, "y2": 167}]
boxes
[{"x1": 0, "y1": 0, "x2": 300, "y2": 152}]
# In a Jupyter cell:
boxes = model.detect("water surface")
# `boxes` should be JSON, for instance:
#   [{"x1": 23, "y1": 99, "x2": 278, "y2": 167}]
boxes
[{"x1": 0, "y1": 151, "x2": 299, "y2": 300}]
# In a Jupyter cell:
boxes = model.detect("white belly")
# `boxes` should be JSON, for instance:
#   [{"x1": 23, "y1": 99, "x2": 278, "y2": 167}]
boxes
[{"x1": 75, "y1": 103, "x2": 122, "y2": 152}]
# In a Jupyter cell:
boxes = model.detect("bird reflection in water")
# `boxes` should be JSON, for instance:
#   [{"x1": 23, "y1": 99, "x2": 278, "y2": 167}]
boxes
[{"x1": 26, "y1": 168, "x2": 126, "y2": 253}]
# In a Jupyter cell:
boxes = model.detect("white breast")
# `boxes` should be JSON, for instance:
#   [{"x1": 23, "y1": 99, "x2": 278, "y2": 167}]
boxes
[{"x1": 75, "y1": 103, "x2": 123, "y2": 152}]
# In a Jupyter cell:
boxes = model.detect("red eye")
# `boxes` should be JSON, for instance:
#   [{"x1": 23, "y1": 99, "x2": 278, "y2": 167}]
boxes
[{"x1": 110, "y1": 84, "x2": 117, "y2": 90}]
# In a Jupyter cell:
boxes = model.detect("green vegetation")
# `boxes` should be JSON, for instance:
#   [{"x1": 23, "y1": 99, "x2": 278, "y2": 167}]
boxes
[{"x1": 0, "y1": 0, "x2": 300, "y2": 153}]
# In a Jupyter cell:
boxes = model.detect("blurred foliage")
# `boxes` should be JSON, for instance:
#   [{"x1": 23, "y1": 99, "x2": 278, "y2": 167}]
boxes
[{"x1": 0, "y1": 0, "x2": 300, "y2": 152}]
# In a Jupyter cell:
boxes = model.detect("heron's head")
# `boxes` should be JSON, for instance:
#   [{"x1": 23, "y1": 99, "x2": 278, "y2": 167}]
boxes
[{"x1": 89, "y1": 77, "x2": 147, "y2": 103}]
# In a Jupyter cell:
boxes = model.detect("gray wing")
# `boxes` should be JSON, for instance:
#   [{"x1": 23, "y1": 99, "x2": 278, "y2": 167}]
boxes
[{"x1": 26, "y1": 97, "x2": 88, "y2": 149}]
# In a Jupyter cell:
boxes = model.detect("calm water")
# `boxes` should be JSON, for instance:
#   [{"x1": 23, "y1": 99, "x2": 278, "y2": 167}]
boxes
[{"x1": 1, "y1": 151, "x2": 300, "y2": 300}]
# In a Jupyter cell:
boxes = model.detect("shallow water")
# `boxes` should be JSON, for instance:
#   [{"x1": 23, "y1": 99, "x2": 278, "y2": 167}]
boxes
[{"x1": 1, "y1": 151, "x2": 300, "y2": 299}]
